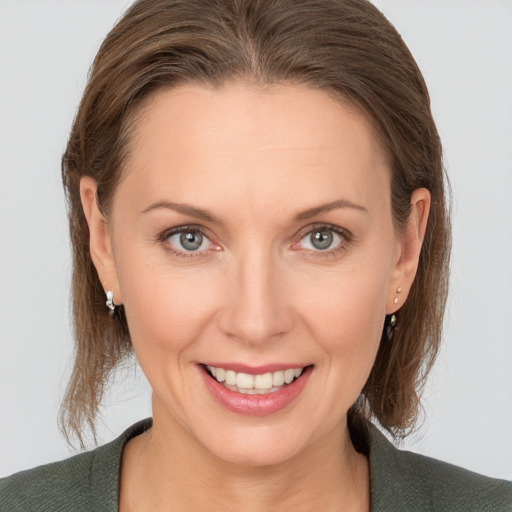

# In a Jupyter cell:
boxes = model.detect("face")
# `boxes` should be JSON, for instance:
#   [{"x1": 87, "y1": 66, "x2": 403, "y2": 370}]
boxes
[{"x1": 84, "y1": 83, "x2": 426, "y2": 466}]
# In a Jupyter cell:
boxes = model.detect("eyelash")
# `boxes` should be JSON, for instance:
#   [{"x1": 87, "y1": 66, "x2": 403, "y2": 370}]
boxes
[
  {"x1": 157, "y1": 223, "x2": 352, "y2": 260},
  {"x1": 158, "y1": 225, "x2": 214, "y2": 260},
  {"x1": 293, "y1": 223, "x2": 352, "y2": 258}
]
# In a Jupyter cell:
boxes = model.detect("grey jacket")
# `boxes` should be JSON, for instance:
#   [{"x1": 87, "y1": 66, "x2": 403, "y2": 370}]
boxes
[{"x1": 1, "y1": 418, "x2": 511, "y2": 511}]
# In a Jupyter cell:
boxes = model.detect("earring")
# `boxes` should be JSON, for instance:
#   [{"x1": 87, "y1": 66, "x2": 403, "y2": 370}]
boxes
[
  {"x1": 393, "y1": 287, "x2": 402, "y2": 304},
  {"x1": 386, "y1": 313, "x2": 397, "y2": 340},
  {"x1": 105, "y1": 290, "x2": 116, "y2": 316}
]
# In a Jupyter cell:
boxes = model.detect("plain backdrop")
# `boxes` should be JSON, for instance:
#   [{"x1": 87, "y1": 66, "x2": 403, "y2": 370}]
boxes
[{"x1": 0, "y1": 0, "x2": 511, "y2": 480}]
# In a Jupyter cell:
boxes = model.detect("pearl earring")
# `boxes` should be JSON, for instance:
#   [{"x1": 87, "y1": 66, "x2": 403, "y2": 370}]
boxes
[
  {"x1": 105, "y1": 290, "x2": 116, "y2": 316},
  {"x1": 393, "y1": 287, "x2": 402, "y2": 304}
]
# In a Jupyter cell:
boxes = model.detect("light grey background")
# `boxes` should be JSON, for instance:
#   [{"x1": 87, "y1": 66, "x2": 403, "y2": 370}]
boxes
[{"x1": 1, "y1": 0, "x2": 511, "y2": 479}]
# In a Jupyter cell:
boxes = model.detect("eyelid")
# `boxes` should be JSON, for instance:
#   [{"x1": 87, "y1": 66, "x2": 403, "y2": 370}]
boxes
[
  {"x1": 292, "y1": 223, "x2": 352, "y2": 252},
  {"x1": 157, "y1": 222, "x2": 351, "y2": 258},
  {"x1": 157, "y1": 224, "x2": 220, "y2": 257}
]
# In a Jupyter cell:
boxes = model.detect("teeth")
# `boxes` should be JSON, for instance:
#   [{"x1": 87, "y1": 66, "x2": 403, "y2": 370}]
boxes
[
  {"x1": 225, "y1": 370, "x2": 237, "y2": 386},
  {"x1": 224, "y1": 384, "x2": 283, "y2": 394},
  {"x1": 272, "y1": 371, "x2": 285, "y2": 386},
  {"x1": 207, "y1": 365, "x2": 305, "y2": 393},
  {"x1": 284, "y1": 369, "x2": 294, "y2": 384},
  {"x1": 236, "y1": 372, "x2": 254, "y2": 389},
  {"x1": 254, "y1": 373, "x2": 273, "y2": 390}
]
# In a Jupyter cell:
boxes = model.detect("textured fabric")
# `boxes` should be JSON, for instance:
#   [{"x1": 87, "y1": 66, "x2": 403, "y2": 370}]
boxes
[
  {"x1": 0, "y1": 420, "x2": 149, "y2": 512},
  {"x1": 1, "y1": 418, "x2": 511, "y2": 511},
  {"x1": 367, "y1": 426, "x2": 512, "y2": 511}
]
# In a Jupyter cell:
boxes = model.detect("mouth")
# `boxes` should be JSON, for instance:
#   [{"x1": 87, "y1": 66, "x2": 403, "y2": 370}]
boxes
[
  {"x1": 201, "y1": 363, "x2": 313, "y2": 415},
  {"x1": 201, "y1": 362, "x2": 313, "y2": 415},
  {"x1": 203, "y1": 364, "x2": 308, "y2": 395}
]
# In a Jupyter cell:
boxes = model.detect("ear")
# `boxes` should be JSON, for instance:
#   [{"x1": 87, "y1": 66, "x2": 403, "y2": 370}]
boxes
[
  {"x1": 387, "y1": 187, "x2": 430, "y2": 314},
  {"x1": 80, "y1": 176, "x2": 123, "y2": 305}
]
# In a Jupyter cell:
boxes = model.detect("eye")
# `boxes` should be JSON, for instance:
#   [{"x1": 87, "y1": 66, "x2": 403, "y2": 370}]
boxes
[
  {"x1": 298, "y1": 226, "x2": 345, "y2": 252},
  {"x1": 164, "y1": 227, "x2": 214, "y2": 253}
]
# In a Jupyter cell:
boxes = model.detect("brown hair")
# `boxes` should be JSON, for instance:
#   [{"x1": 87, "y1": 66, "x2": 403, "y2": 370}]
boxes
[{"x1": 60, "y1": 0, "x2": 450, "y2": 446}]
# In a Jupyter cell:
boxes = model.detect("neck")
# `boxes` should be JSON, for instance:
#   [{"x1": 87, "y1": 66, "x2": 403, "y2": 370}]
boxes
[{"x1": 120, "y1": 407, "x2": 370, "y2": 512}]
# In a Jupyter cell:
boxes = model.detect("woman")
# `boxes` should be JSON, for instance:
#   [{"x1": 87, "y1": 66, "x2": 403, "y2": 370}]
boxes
[{"x1": 1, "y1": 0, "x2": 510, "y2": 510}]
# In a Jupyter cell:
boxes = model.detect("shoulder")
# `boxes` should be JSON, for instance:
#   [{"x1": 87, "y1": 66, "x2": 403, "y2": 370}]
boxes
[
  {"x1": 0, "y1": 419, "x2": 152, "y2": 512},
  {"x1": 0, "y1": 450, "x2": 95, "y2": 512},
  {"x1": 397, "y1": 448, "x2": 512, "y2": 510},
  {"x1": 367, "y1": 423, "x2": 512, "y2": 512}
]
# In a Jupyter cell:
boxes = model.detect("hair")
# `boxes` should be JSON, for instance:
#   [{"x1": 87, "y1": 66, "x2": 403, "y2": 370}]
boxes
[{"x1": 60, "y1": 0, "x2": 451, "y2": 446}]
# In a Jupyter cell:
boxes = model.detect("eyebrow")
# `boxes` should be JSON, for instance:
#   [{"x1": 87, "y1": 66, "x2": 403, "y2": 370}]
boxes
[
  {"x1": 141, "y1": 198, "x2": 368, "y2": 223},
  {"x1": 141, "y1": 201, "x2": 223, "y2": 224},
  {"x1": 295, "y1": 199, "x2": 368, "y2": 220}
]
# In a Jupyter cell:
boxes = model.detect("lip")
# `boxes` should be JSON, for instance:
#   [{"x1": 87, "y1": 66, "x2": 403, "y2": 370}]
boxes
[
  {"x1": 201, "y1": 362, "x2": 308, "y2": 374},
  {"x1": 200, "y1": 364, "x2": 313, "y2": 416}
]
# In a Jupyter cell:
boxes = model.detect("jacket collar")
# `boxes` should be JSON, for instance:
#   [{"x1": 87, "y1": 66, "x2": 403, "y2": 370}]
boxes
[
  {"x1": 99, "y1": 417, "x2": 430, "y2": 511},
  {"x1": 363, "y1": 422, "x2": 432, "y2": 511}
]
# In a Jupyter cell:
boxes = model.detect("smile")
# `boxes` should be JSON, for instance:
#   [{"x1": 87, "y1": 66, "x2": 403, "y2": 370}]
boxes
[
  {"x1": 201, "y1": 364, "x2": 313, "y2": 415},
  {"x1": 206, "y1": 365, "x2": 304, "y2": 394}
]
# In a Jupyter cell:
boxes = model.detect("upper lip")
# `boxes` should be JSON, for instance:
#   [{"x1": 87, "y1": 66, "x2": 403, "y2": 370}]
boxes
[{"x1": 201, "y1": 363, "x2": 311, "y2": 374}]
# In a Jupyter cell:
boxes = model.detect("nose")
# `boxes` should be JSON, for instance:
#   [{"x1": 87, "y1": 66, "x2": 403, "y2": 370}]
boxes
[{"x1": 217, "y1": 248, "x2": 293, "y2": 347}]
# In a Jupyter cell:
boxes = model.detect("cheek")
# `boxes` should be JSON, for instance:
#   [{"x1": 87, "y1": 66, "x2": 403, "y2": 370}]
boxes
[
  {"x1": 292, "y1": 260, "x2": 389, "y2": 381},
  {"x1": 296, "y1": 261, "x2": 388, "y2": 335},
  {"x1": 115, "y1": 249, "x2": 222, "y2": 357}
]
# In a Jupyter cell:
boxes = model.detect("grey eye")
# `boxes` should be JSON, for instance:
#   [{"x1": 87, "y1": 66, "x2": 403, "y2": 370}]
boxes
[
  {"x1": 310, "y1": 229, "x2": 333, "y2": 250},
  {"x1": 300, "y1": 228, "x2": 342, "y2": 251},
  {"x1": 167, "y1": 229, "x2": 210, "y2": 252},
  {"x1": 180, "y1": 230, "x2": 204, "y2": 251}
]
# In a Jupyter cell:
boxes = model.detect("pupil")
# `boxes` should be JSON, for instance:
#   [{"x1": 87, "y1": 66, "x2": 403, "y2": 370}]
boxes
[
  {"x1": 311, "y1": 230, "x2": 333, "y2": 250},
  {"x1": 180, "y1": 231, "x2": 202, "y2": 250}
]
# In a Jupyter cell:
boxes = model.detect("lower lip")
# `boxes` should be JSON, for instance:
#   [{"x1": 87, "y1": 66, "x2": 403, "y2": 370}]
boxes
[{"x1": 200, "y1": 365, "x2": 313, "y2": 416}]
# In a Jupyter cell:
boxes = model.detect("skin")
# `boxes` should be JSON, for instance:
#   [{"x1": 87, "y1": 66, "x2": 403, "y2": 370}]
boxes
[{"x1": 81, "y1": 83, "x2": 430, "y2": 511}]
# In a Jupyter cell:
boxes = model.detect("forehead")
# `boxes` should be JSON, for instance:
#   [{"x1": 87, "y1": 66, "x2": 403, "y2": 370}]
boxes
[{"x1": 118, "y1": 82, "x2": 391, "y2": 217}]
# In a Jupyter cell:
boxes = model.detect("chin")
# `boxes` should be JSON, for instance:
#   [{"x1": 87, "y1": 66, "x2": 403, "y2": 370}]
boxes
[{"x1": 203, "y1": 428, "x2": 307, "y2": 468}]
